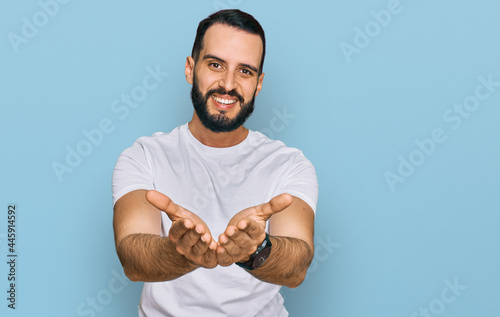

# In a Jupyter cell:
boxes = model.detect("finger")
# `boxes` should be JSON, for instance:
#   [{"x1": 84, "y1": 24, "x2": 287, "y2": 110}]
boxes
[
  {"x1": 194, "y1": 224, "x2": 215, "y2": 248},
  {"x1": 168, "y1": 218, "x2": 194, "y2": 243},
  {"x1": 146, "y1": 190, "x2": 182, "y2": 220},
  {"x1": 208, "y1": 239, "x2": 218, "y2": 251},
  {"x1": 201, "y1": 248, "x2": 218, "y2": 269},
  {"x1": 216, "y1": 245, "x2": 234, "y2": 267},
  {"x1": 219, "y1": 232, "x2": 230, "y2": 246},
  {"x1": 219, "y1": 232, "x2": 239, "y2": 251},
  {"x1": 224, "y1": 225, "x2": 239, "y2": 240},
  {"x1": 191, "y1": 237, "x2": 210, "y2": 256},
  {"x1": 224, "y1": 230, "x2": 245, "y2": 248},
  {"x1": 223, "y1": 222, "x2": 261, "y2": 249},
  {"x1": 259, "y1": 193, "x2": 293, "y2": 219},
  {"x1": 219, "y1": 232, "x2": 252, "y2": 261},
  {"x1": 177, "y1": 227, "x2": 203, "y2": 251},
  {"x1": 237, "y1": 219, "x2": 263, "y2": 241},
  {"x1": 191, "y1": 228, "x2": 215, "y2": 256}
]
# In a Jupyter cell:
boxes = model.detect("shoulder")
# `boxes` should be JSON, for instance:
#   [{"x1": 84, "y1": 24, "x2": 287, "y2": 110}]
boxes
[
  {"x1": 249, "y1": 130, "x2": 291, "y2": 152},
  {"x1": 248, "y1": 130, "x2": 313, "y2": 164},
  {"x1": 122, "y1": 124, "x2": 186, "y2": 154}
]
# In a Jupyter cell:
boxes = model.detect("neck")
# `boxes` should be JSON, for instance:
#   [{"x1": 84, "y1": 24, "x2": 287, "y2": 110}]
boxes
[{"x1": 188, "y1": 113, "x2": 249, "y2": 148}]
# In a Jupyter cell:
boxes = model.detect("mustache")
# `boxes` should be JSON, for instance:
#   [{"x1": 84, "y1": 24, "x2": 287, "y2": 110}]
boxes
[{"x1": 206, "y1": 88, "x2": 244, "y2": 104}]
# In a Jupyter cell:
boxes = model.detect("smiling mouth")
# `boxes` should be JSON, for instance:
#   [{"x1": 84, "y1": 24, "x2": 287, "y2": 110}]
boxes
[{"x1": 211, "y1": 95, "x2": 238, "y2": 105}]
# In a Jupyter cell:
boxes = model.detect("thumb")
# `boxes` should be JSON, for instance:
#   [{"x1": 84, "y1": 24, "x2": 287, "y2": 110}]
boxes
[
  {"x1": 260, "y1": 193, "x2": 293, "y2": 219},
  {"x1": 146, "y1": 190, "x2": 182, "y2": 221}
]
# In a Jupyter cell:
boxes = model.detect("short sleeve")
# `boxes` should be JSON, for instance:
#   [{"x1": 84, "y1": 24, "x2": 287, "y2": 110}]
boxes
[
  {"x1": 112, "y1": 139, "x2": 155, "y2": 205},
  {"x1": 276, "y1": 151, "x2": 319, "y2": 213}
]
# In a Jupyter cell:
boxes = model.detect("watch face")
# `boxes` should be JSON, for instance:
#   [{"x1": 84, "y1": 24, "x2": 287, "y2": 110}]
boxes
[{"x1": 252, "y1": 246, "x2": 272, "y2": 269}]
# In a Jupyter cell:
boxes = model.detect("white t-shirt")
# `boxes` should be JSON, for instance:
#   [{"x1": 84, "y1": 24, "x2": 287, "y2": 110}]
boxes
[{"x1": 112, "y1": 123, "x2": 318, "y2": 317}]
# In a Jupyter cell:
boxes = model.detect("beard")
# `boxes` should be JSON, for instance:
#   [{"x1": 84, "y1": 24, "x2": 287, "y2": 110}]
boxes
[{"x1": 191, "y1": 73, "x2": 256, "y2": 133}]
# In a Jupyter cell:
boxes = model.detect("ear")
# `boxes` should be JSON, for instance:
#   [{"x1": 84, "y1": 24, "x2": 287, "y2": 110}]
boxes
[
  {"x1": 185, "y1": 56, "x2": 195, "y2": 85},
  {"x1": 254, "y1": 72, "x2": 265, "y2": 97}
]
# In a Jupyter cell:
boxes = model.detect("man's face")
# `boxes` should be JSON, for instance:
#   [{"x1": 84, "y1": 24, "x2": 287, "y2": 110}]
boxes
[
  {"x1": 186, "y1": 23, "x2": 264, "y2": 133},
  {"x1": 190, "y1": 71, "x2": 256, "y2": 133}
]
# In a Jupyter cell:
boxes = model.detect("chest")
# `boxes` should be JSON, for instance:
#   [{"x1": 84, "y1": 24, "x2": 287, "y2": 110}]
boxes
[{"x1": 152, "y1": 150, "x2": 290, "y2": 236}]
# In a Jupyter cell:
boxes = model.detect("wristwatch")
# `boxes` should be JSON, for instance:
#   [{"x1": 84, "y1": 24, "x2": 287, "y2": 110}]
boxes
[{"x1": 236, "y1": 233, "x2": 272, "y2": 270}]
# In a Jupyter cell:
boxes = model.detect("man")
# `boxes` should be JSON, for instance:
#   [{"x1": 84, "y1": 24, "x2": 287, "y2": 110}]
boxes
[{"x1": 112, "y1": 9, "x2": 318, "y2": 316}]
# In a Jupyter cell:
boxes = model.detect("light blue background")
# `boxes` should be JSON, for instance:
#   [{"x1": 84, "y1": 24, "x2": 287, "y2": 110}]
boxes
[{"x1": 1, "y1": 0, "x2": 499, "y2": 316}]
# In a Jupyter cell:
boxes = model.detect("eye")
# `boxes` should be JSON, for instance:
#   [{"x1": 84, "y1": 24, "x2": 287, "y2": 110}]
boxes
[
  {"x1": 240, "y1": 68, "x2": 253, "y2": 76},
  {"x1": 209, "y1": 62, "x2": 222, "y2": 69}
]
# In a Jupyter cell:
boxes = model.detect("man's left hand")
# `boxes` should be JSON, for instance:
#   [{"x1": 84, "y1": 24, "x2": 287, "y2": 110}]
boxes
[{"x1": 216, "y1": 193, "x2": 292, "y2": 266}]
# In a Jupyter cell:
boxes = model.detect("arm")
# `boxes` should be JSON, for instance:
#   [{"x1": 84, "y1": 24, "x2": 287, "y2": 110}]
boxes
[
  {"x1": 216, "y1": 194, "x2": 315, "y2": 288},
  {"x1": 113, "y1": 189, "x2": 218, "y2": 282},
  {"x1": 252, "y1": 196, "x2": 314, "y2": 288}
]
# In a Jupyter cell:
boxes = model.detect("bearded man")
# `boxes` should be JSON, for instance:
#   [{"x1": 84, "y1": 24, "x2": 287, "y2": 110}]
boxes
[{"x1": 112, "y1": 9, "x2": 318, "y2": 316}]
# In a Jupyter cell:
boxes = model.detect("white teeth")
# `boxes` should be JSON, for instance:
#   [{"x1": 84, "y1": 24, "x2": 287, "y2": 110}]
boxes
[{"x1": 212, "y1": 96, "x2": 237, "y2": 105}]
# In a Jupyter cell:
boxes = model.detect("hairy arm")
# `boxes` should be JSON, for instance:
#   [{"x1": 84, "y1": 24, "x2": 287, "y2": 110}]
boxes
[
  {"x1": 116, "y1": 233, "x2": 197, "y2": 282},
  {"x1": 251, "y1": 197, "x2": 314, "y2": 288},
  {"x1": 113, "y1": 189, "x2": 217, "y2": 282},
  {"x1": 217, "y1": 195, "x2": 315, "y2": 288}
]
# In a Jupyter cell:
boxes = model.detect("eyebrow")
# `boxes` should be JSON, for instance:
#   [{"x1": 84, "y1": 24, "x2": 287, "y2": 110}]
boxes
[{"x1": 203, "y1": 54, "x2": 259, "y2": 74}]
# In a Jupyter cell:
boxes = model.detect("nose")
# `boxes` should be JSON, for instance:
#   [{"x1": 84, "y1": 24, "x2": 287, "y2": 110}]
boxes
[{"x1": 219, "y1": 71, "x2": 237, "y2": 92}]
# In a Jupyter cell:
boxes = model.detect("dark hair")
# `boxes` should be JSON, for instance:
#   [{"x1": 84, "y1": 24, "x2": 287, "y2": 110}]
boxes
[{"x1": 191, "y1": 9, "x2": 266, "y2": 75}]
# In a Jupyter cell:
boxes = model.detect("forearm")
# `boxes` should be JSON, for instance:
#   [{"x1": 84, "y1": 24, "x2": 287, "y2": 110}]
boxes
[
  {"x1": 249, "y1": 235, "x2": 314, "y2": 288},
  {"x1": 117, "y1": 233, "x2": 197, "y2": 282}
]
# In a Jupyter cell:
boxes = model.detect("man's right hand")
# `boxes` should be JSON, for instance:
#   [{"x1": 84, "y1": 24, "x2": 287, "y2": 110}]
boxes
[{"x1": 146, "y1": 190, "x2": 218, "y2": 269}]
